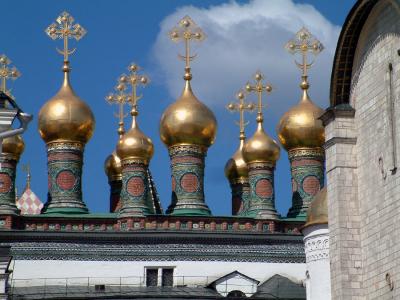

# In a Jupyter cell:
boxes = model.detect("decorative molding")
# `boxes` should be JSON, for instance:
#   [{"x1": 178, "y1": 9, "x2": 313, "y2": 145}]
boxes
[
  {"x1": 46, "y1": 141, "x2": 84, "y2": 152},
  {"x1": 319, "y1": 105, "x2": 356, "y2": 126},
  {"x1": 288, "y1": 148, "x2": 325, "y2": 160},
  {"x1": 324, "y1": 137, "x2": 357, "y2": 150},
  {"x1": 304, "y1": 233, "x2": 329, "y2": 263},
  {"x1": 1, "y1": 240, "x2": 305, "y2": 263},
  {"x1": 168, "y1": 144, "x2": 207, "y2": 156}
]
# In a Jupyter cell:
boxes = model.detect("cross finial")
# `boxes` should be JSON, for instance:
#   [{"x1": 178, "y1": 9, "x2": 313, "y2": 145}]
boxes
[
  {"x1": 0, "y1": 54, "x2": 21, "y2": 99},
  {"x1": 106, "y1": 81, "x2": 130, "y2": 138},
  {"x1": 245, "y1": 71, "x2": 272, "y2": 123},
  {"x1": 118, "y1": 63, "x2": 149, "y2": 128},
  {"x1": 169, "y1": 16, "x2": 206, "y2": 81},
  {"x1": 285, "y1": 27, "x2": 324, "y2": 90},
  {"x1": 227, "y1": 90, "x2": 255, "y2": 140},
  {"x1": 46, "y1": 11, "x2": 87, "y2": 66},
  {"x1": 22, "y1": 164, "x2": 31, "y2": 190}
]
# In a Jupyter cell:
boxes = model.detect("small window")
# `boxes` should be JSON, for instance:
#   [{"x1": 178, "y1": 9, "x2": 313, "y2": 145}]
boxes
[
  {"x1": 162, "y1": 268, "x2": 174, "y2": 287},
  {"x1": 146, "y1": 268, "x2": 158, "y2": 287}
]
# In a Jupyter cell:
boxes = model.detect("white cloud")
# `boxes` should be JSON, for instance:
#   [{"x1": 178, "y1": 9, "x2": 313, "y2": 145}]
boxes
[{"x1": 152, "y1": 0, "x2": 340, "y2": 113}]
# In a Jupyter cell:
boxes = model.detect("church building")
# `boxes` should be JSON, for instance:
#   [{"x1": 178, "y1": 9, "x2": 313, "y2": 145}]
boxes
[{"x1": 1, "y1": 0, "x2": 398, "y2": 299}]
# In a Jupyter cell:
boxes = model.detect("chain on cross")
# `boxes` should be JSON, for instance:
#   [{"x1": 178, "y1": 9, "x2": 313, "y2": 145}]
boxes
[
  {"x1": 0, "y1": 54, "x2": 21, "y2": 98},
  {"x1": 169, "y1": 16, "x2": 206, "y2": 80},
  {"x1": 118, "y1": 63, "x2": 149, "y2": 116},
  {"x1": 285, "y1": 27, "x2": 324, "y2": 78},
  {"x1": 227, "y1": 90, "x2": 255, "y2": 139},
  {"x1": 46, "y1": 11, "x2": 87, "y2": 63},
  {"x1": 245, "y1": 72, "x2": 272, "y2": 121}
]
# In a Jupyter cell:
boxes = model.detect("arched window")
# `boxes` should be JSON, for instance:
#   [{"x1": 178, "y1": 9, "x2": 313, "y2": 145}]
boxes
[{"x1": 227, "y1": 290, "x2": 247, "y2": 298}]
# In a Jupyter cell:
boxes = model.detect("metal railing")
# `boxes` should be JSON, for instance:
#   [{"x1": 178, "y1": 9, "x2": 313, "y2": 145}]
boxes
[{"x1": 8, "y1": 275, "x2": 260, "y2": 299}]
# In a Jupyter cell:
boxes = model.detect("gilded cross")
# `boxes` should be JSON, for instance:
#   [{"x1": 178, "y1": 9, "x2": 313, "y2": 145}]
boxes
[
  {"x1": 106, "y1": 81, "x2": 130, "y2": 137},
  {"x1": 22, "y1": 164, "x2": 31, "y2": 189},
  {"x1": 245, "y1": 72, "x2": 272, "y2": 122},
  {"x1": 46, "y1": 11, "x2": 87, "y2": 62},
  {"x1": 285, "y1": 27, "x2": 324, "y2": 78},
  {"x1": 118, "y1": 63, "x2": 149, "y2": 117},
  {"x1": 0, "y1": 55, "x2": 21, "y2": 98},
  {"x1": 169, "y1": 16, "x2": 205, "y2": 80},
  {"x1": 227, "y1": 90, "x2": 255, "y2": 139}
]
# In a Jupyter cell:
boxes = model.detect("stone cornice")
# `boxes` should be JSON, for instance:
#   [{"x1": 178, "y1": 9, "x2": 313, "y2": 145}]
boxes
[
  {"x1": 0, "y1": 229, "x2": 304, "y2": 243},
  {"x1": 0, "y1": 213, "x2": 304, "y2": 235},
  {"x1": 319, "y1": 104, "x2": 356, "y2": 127},
  {"x1": 0, "y1": 231, "x2": 305, "y2": 263},
  {"x1": 324, "y1": 137, "x2": 357, "y2": 150}
]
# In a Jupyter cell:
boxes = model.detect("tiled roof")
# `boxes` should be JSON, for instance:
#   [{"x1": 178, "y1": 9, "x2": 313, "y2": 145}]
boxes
[{"x1": 16, "y1": 188, "x2": 43, "y2": 215}]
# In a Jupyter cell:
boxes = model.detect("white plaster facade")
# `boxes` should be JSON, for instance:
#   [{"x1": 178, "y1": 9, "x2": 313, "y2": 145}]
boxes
[
  {"x1": 303, "y1": 224, "x2": 330, "y2": 300},
  {"x1": 9, "y1": 259, "x2": 306, "y2": 293},
  {"x1": 0, "y1": 260, "x2": 10, "y2": 300}
]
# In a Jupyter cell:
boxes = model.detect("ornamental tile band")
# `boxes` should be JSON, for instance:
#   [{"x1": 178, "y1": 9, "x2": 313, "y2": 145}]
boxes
[
  {"x1": 0, "y1": 156, "x2": 18, "y2": 214},
  {"x1": 43, "y1": 142, "x2": 87, "y2": 214},
  {"x1": 287, "y1": 148, "x2": 325, "y2": 218},
  {"x1": 167, "y1": 145, "x2": 210, "y2": 216}
]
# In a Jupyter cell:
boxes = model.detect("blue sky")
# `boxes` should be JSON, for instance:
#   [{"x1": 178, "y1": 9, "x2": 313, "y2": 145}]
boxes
[{"x1": 2, "y1": 0, "x2": 356, "y2": 216}]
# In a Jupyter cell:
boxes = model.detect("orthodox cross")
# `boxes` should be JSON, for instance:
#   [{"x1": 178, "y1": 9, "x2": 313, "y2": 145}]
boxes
[
  {"x1": 22, "y1": 164, "x2": 31, "y2": 189},
  {"x1": 245, "y1": 72, "x2": 272, "y2": 123},
  {"x1": 169, "y1": 16, "x2": 205, "y2": 80},
  {"x1": 0, "y1": 54, "x2": 21, "y2": 98},
  {"x1": 285, "y1": 27, "x2": 324, "y2": 82},
  {"x1": 45, "y1": 11, "x2": 87, "y2": 63},
  {"x1": 106, "y1": 81, "x2": 130, "y2": 137},
  {"x1": 118, "y1": 63, "x2": 149, "y2": 119},
  {"x1": 227, "y1": 90, "x2": 255, "y2": 140}
]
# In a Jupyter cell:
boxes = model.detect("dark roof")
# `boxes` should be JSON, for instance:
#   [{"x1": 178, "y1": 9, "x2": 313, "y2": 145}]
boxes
[
  {"x1": 252, "y1": 274, "x2": 306, "y2": 299},
  {"x1": 330, "y1": 0, "x2": 378, "y2": 107},
  {"x1": 207, "y1": 270, "x2": 260, "y2": 287},
  {"x1": 0, "y1": 245, "x2": 11, "y2": 268},
  {"x1": 10, "y1": 285, "x2": 222, "y2": 299},
  {"x1": 147, "y1": 169, "x2": 163, "y2": 214}
]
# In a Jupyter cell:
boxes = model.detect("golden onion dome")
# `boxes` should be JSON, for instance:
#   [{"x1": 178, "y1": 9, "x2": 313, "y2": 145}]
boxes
[
  {"x1": 116, "y1": 117, "x2": 154, "y2": 164},
  {"x1": 304, "y1": 187, "x2": 328, "y2": 227},
  {"x1": 277, "y1": 89, "x2": 324, "y2": 151},
  {"x1": 224, "y1": 139, "x2": 248, "y2": 181},
  {"x1": 160, "y1": 80, "x2": 217, "y2": 147},
  {"x1": 104, "y1": 151, "x2": 122, "y2": 181},
  {"x1": 38, "y1": 65, "x2": 95, "y2": 144},
  {"x1": 2, "y1": 130, "x2": 25, "y2": 160},
  {"x1": 243, "y1": 122, "x2": 280, "y2": 164}
]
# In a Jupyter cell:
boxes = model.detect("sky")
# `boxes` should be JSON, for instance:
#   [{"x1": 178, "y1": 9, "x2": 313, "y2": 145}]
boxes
[{"x1": 1, "y1": 0, "x2": 356, "y2": 216}]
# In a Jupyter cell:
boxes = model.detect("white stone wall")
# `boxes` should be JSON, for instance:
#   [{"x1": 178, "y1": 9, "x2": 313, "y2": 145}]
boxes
[
  {"x1": 328, "y1": 1, "x2": 400, "y2": 299},
  {"x1": 352, "y1": 1, "x2": 400, "y2": 299},
  {"x1": 325, "y1": 114, "x2": 361, "y2": 299},
  {"x1": 303, "y1": 224, "x2": 331, "y2": 300},
  {"x1": 9, "y1": 259, "x2": 306, "y2": 294}
]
